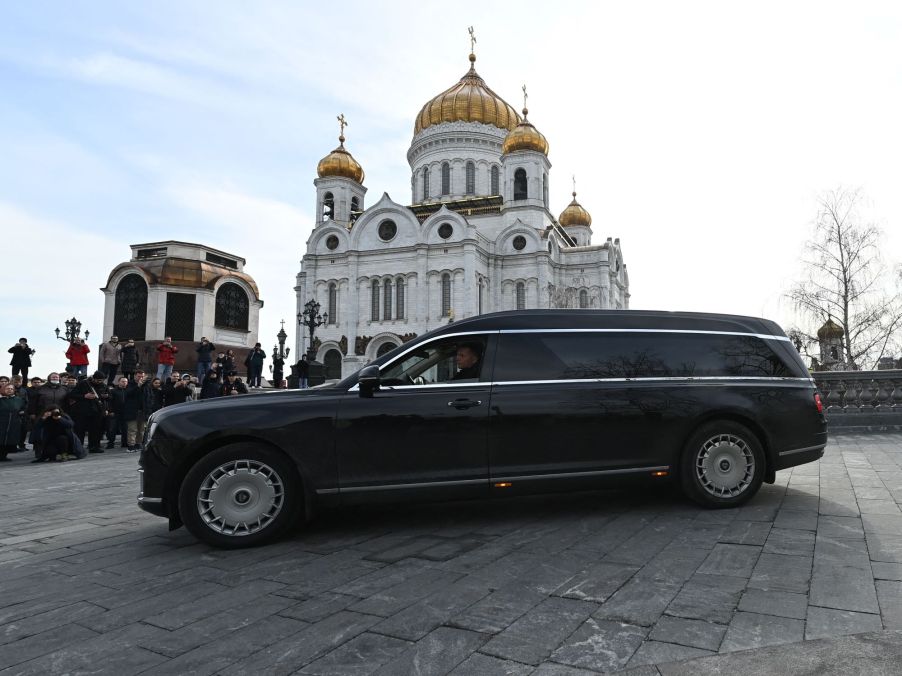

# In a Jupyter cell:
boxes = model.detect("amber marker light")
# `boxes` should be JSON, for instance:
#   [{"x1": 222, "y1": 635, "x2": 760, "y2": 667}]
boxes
[
  {"x1": 493, "y1": 482, "x2": 513, "y2": 488},
  {"x1": 651, "y1": 471, "x2": 669, "y2": 477}
]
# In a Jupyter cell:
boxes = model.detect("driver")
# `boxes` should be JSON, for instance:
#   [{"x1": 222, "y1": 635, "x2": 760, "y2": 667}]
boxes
[{"x1": 452, "y1": 343, "x2": 482, "y2": 380}]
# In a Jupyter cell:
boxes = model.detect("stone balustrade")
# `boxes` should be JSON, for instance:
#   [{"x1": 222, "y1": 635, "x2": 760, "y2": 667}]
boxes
[{"x1": 812, "y1": 370, "x2": 902, "y2": 431}]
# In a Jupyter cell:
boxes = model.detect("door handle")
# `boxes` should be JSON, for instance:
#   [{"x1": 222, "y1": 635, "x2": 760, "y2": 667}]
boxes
[{"x1": 448, "y1": 399, "x2": 482, "y2": 410}]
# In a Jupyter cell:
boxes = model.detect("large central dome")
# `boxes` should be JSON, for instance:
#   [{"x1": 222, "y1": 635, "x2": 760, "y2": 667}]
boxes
[{"x1": 414, "y1": 53, "x2": 521, "y2": 135}]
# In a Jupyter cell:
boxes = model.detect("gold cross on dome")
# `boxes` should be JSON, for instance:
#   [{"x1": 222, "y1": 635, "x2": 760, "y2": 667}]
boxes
[
  {"x1": 337, "y1": 113, "x2": 348, "y2": 138},
  {"x1": 468, "y1": 26, "x2": 476, "y2": 53},
  {"x1": 572, "y1": 175, "x2": 576, "y2": 194},
  {"x1": 280, "y1": 319, "x2": 285, "y2": 330},
  {"x1": 522, "y1": 84, "x2": 528, "y2": 110}
]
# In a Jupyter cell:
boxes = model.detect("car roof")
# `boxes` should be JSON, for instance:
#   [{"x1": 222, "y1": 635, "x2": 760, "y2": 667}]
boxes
[{"x1": 427, "y1": 309, "x2": 786, "y2": 338}]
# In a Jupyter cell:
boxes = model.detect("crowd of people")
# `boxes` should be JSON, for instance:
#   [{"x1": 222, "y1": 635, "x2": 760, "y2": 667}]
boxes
[{"x1": 2, "y1": 335, "x2": 261, "y2": 464}]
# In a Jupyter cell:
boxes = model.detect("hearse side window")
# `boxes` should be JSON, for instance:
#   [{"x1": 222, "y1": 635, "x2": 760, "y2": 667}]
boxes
[
  {"x1": 492, "y1": 332, "x2": 795, "y2": 381},
  {"x1": 380, "y1": 336, "x2": 488, "y2": 385}
]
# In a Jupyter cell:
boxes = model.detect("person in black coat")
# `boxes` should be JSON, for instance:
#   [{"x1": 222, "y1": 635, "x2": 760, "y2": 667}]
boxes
[
  {"x1": 8, "y1": 338, "x2": 34, "y2": 381},
  {"x1": 195, "y1": 337, "x2": 216, "y2": 383},
  {"x1": 142, "y1": 378, "x2": 164, "y2": 417},
  {"x1": 199, "y1": 367, "x2": 223, "y2": 400},
  {"x1": 119, "y1": 339, "x2": 139, "y2": 381},
  {"x1": 69, "y1": 371, "x2": 111, "y2": 453},
  {"x1": 163, "y1": 373, "x2": 194, "y2": 406},
  {"x1": 30, "y1": 408, "x2": 83, "y2": 462},
  {"x1": 221, "y1": 371, "x2": 248, "y2": 396},
  {"x1": 110, "y1": 377, "x2": 141, "y2": 450}
]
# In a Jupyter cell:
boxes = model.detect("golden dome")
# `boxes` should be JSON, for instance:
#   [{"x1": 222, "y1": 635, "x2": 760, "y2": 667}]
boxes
[
  {"x1": 817, "y1": 317, "x2": 844, "y2": 340},
  {"x1": 559, "y1": 192, "x2": 592, "y2": 227},
  {"x1": 316, "y1": 135, "x2": 365, "y2": 183},
  {"x1": 502, "y1": 107, "x2": 549, "y2": 155},
  {"x1": 414, "y1": 53, "x2": 521, "y2": 135}
]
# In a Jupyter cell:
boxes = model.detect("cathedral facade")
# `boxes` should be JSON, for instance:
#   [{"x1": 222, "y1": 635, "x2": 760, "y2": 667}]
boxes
[{"x1": 295, "y1": 47, "x2": 630, "y2": 379}]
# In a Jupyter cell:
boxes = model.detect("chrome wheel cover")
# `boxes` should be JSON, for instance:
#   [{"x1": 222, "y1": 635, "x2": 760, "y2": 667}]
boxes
[
  {"x1": 695, "y1": 434, "x2": 755, "y2": 498},
  {"x1": 197, "y1": 459, "x2": 284, "y2": 536}
]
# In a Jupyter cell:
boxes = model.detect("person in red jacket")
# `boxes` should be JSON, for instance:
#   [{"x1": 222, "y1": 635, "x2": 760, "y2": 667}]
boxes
[
  {"x1": 155, "y1": 336, "x2": 179, "y2": 381},
  {"x1": 65, "y1": 338, "x2": 90, "y2": 378}
]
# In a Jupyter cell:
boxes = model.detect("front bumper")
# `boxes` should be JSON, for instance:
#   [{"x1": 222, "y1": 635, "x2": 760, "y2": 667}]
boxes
[{"x1": 137, "y1": 444, "x2": 169, "y2": 519}]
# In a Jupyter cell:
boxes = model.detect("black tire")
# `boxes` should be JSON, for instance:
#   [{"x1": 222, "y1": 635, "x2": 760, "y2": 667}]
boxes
[
  {"x1": 680, "y1": 420, "x2": 765, "y2": 508},
  {"x1": 178, "y1": 442, "x2": 302, "y2": 548}
]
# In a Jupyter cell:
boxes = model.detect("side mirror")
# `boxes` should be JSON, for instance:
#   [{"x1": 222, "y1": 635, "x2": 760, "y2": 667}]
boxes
[{"x1": 357, "y1": 365, "x2": 380, "y2": 398}]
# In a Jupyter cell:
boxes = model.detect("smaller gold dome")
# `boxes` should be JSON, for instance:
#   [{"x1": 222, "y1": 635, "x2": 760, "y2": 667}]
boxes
[
  {"x1": 502, "y1": 107, "x2": 549, "y2": 155},
  {"x1": 316, "y1": 135, "x2": 365, "y2": 183},
  {"x1": 559, "y1": 192, "x2": 592, "y2": 228},
  {"x1": 817, "y1": 317, "x2": 844, "y2": 340}
]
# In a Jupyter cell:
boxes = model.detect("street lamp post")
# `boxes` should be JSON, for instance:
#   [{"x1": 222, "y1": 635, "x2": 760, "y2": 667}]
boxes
[
  {"x1": 297, "y1": 299, "x2": 327, "y2": 361},
  {"x1": 54, "y1": 317, "x2": 89, "y2": 343},
  {"x1": 270, "y1": 320, "x2": 290, "y2": 388}
]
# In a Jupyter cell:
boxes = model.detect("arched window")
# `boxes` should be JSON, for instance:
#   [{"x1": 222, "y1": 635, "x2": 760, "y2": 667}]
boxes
[
  {"x1": 371, "y1": 280, "x2": 380, "y2": 321},
  {"x1": 383, "y1": 278, "x2": 392, "y2": 320},
  {"x1": 543, "y1": 173, "x2": 548, "y2": 208},
  {"x1": 465, "y1": 161, "x2": 475, "y2": 195},
  {"x1": 516, "y1": 282, "x2": 526, "y2": 310},
  {"x1": 579, "y1": 289, "x2": 589, "y2": 309},
  {"x1": 422, "y1": 167, "x2": 430, "y2": 201},
  {"x1": 441, "y1": 162, "x2": 450, "y2": 196},
  {"x1": 376, "y1": 341, "x2": 397, "y2": 357},
  {"x1": 323, "y1": 349, "x2": 342, "y2": 380},
  {"x1": 490, "y1": 165, "x2": 500, "y2": 195},
  {"x1": 395, "y1": 277, "x2": 405, "y2": 319},
  {"x1": 441, "y1": 273, "x2": 451, "y2": 317},
  {"x1": 477, "y1": 279, "x2": 484, "y2": 315},
  {"x1": 514, "y1": 168, "x2": 528, "y2": 200},
  {"x1": 322, "y1": 192, "x2": 334, "y2": 220},
  {"x1": 114, "y1": 273, "x2": 148, "y2": 340},
  {"x1": 215, "y1": 282, "x2": 249, "y2": 330},
  {"x1": 328, "y1": 283, "x2": 337, "y2": 324},
  {"x1": 350, "y1": 196, "x2": 360, "y2": 224}
]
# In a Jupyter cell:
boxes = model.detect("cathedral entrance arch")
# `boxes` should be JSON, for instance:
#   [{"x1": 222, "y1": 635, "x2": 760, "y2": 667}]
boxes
[{"x1": 323, "y1": 349, "x2": 342, "y2": 380}]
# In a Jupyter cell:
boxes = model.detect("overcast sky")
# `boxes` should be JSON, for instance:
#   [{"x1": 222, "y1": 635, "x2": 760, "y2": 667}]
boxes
[{"x1": 2, "y1": 1, "x2": 901, "y2": 377}]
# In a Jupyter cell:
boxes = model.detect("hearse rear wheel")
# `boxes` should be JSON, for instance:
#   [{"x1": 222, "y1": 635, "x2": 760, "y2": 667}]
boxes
[
  {"x1": 680, "y1": 421, "x2": 765, "y2": 508},
  {"x1": 179, "y1": 442, "x2": 302, "y2": 548}
]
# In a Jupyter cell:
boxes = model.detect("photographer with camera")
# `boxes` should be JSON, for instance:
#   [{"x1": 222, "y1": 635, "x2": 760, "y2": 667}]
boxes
[
  {"x1": 30, "y1": 407, "x2": 82, "y2": 462},
  {"x1": 65, "y1": 338, "x2": 91, "y2": 378},
  {"x1": 155, "y1": 337, "x2": 179, "y2": 381},
  {"x1": 8, "y1": 338, "x2": 35, "y2": 382},
  {"x1": 0, "y1": 382, "x2": 26, "y2": 461}
]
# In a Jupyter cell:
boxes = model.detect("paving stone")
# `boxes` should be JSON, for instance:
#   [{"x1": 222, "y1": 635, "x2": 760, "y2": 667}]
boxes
[
  {"x1": 816, "y1": 515, "x2": 864, "y2": 539},
  {"x1": 665, "y1": 574, "x2": 746, "y2": 625},
  {"x1": 448, "y1": 582, "x2": 547, "y2": 634},
  {"x1": 717, "y1": 521, "x2": 771, "y2": 546},
  {"x1": 372, "y1": 626, "x2": 486, "y2": 675},
  {"x1": 144, "y1": 578, "x2": 286, "y2": 630},
  {"x1": 865, "y1": 532, "x2": 902, "y2": 564},
  {"x1": 480, "y1": 597, "x2": 597, "y2": 665},
  {"x1": 447, "y1": 653, "x2": 533, "y2": 676},
  {"x1": 348, "y1": 569, "x2": 462, "y2": 617},
  {"x1": 805, "y1": 606, "x2": 884, "y2": 640},
  {"x1": 0, "y1": 600, "x2": 105, "y2": 646},
  {"x1": 696, "y1": 544, "x2": 760, "y2": 578},
  {"x1": 719, "y1": 611, "x2": 805, "y2": 651},
  {"x1": 553, "y1": 561, "x2": 639, "y2": 603},
  {"x1": 627, "y1": 640, "x2": 714, "y2": 668},
  {"x1": 809, "y1": 563, "x2": 879, "y2": 614},
  {"x1": 85, "y1": 580, "x2": 228, "y2": 632},
  {"x1": 549, "y1": 618, "x2": 647, "y2": 672},
  {"x1": 773, "y1": 509, "x2": 818, "y2": 531},
  {"x1": 603, "y1": 519, "x2": 687, "y2": 566},
  {"x1": 763, "y1": 528, "x2": 816, "y2": 556},
  {"x1": 861, "y1": 513, "x2": 902, "y2": 534},
  {"x1": 531, "y1": 663, "x2": 604, "y2": 676},
  {"x1": 594, "y1": 579, "x2": 682, "y2": 627},
  {"x1": 875, "y1": 579, "x2": 902, "y2": 629},
  {"x1": 0, "y1": 621, "x2": 99, "y2": 670},
  {"x1": 748, "y1": 553, "x2": 812, "y2": 593},
  {"x1": 648, "y1": 615, "x2": 726, "y2": 651},
  {"x1": 298, "y1": 631, "x2": 412, "y2": 675},
  {"x1": 277, "y1": 592, "x2": 358, "y2": 623},
  {"x1": 737, "y1": 588, "x2": 808, "y2": 620},
  {"x1": 371, "y1": 578, "x2": 490, "y2": 640},
  {"x1": 364, "y1": 536, "x2": 447, "y2": 563},
  {"x1": 872, "y1": 562, "x2": 902, "y2": 581},
  {"x1": 814, "y1": 534, "x2": 872, "y2": 569},
  {"x1": 219, "y1": 610, "x2": 378, "y2": 675},
  {"x1": 330, "y1": 560, "x2": 431, "y2": 598},
  {"x1": 818, "y1": 490, "x2": 860, "y2": 517},
  {"x1": 857, "y1": 499, "x2": 901, "y2": 515}
]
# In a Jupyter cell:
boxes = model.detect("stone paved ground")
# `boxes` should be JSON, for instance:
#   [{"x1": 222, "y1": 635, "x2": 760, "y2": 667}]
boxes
[{"x1": 0, "y1": 433, "x2": 900, "y2": 675}]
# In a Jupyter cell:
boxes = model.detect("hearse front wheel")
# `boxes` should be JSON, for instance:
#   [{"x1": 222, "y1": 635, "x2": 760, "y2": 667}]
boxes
[
  {"x1": 680, "y1": 421, "x2": 765, "y2": 508},
  {"x1": 178, "y1": 443, "x2": 302, "y2": 548}
]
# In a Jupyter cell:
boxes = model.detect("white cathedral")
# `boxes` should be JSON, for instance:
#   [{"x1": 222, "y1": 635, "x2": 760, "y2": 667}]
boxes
[{"x1": 295, "y1": 45, "x2": 630, "y2": 379}]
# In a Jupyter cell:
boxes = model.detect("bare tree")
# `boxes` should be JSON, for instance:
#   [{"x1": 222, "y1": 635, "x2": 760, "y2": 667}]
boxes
[{"x1": 787, "y1": 188, "x2": 902, "y2": 370}]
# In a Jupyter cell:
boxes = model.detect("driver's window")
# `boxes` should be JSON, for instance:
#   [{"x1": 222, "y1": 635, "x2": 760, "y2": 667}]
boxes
[{"x1": 380, "y1": 336, "x2": 486, "y2": 386}]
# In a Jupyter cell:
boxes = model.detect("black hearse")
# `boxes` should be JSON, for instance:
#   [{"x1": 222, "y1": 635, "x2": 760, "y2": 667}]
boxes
[{"x1": 138, "y1": 310, "x2": 827, "y2": 548}]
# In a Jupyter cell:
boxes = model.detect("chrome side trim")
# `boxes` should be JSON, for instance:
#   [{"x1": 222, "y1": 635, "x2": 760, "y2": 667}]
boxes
[
  {"x1": 315, "y1": 488, "x2": 340, "y2": 495},
  {"x1": 500, "y1": 328, "x2": 792, "y2": 341},
  {"x1": 491, "y1": 377, "x2": 811, "y2": 386},
  {"x1": 493, "y1": 466, "x2": 670, "y2": 482},
  {"x1": 337, "y1": 478, "x2": 487, "y2": 493},
  {"x1": 137, "y1": 494, "x2": 163, "y2": 504},
  {"x1": 778, "y1": 444, "x2": 827, "y2": 457}
]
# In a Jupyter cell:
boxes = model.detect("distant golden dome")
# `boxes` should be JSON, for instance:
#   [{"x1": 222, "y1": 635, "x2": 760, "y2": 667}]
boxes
[
  {"x1": 316, "y1": 135, "x2": 365, "y2": 183},
  {"x1": 414, "y1": 53, "x2": 521, "y2": 135},
  {"x1": 559, "y1": 192, "x2": 592, "y2": 227},
  {"x1": 817, "y1": 317, "x2": 844, "y2": 340},
  {"x1": 502, "y1": 107, "x2": 549, "y2": 155}
]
